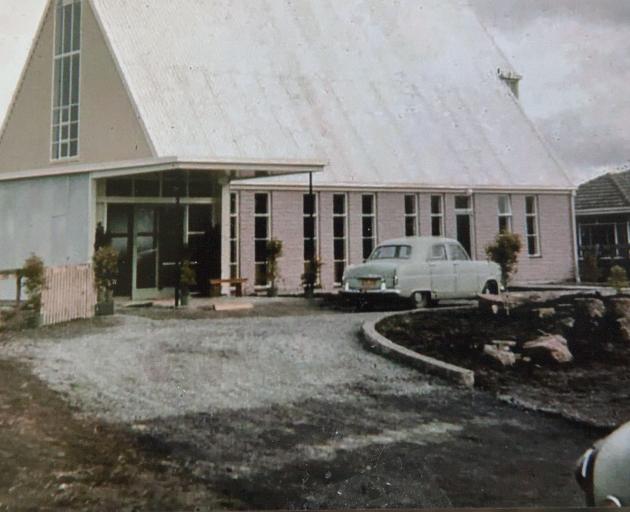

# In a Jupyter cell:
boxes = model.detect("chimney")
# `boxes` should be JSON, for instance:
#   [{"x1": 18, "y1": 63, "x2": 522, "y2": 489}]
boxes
[{"x1": 497, "y1": 68, "x2": 522, "y2": 99}]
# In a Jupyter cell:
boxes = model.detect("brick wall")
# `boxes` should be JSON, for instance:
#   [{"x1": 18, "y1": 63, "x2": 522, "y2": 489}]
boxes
[{"x1": 234, "y1": 188, "x2": 576, "y2": 293}]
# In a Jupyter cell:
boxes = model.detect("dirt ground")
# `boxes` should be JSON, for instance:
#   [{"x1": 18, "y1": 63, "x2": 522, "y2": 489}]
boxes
[
  {"x1": 378, "y1": 295, "x2": 630, "y2": 430},
  {"x1": 0, "y1": 358, "x2": 239, "y2": 511}
]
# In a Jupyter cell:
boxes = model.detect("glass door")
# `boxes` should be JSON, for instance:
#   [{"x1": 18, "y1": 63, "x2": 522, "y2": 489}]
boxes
[{"x1": 133, "y1": 206, "x2": 159, "y2": 299}]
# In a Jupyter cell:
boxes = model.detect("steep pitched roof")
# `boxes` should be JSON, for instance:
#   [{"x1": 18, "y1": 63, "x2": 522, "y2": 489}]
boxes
[
  {"x1": 89, "y1": 0, "x2": 573, "y2": 189},
  {"x1": 576, "y1": 167, "x2": 630, "y2": 211}
]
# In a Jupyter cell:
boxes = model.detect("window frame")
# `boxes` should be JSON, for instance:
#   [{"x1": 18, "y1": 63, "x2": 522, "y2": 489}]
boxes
[
  {"x1": 51, "y1": 0, "x2": 82, "y2": 161},
  {"x1": 332, "y1": 193, "x2": 348, "y2": 286},
  {"x1": 229, "y1": 192, "x2": 240, "y2": 278},
  {"x1": 404, "y1": 194, "x2": 419, "y2": 237},
  {"x1": 525, "y1": 196, "x2": 541, "y2": 257},
  {"x1": 497, "y1": 195, "x2": 513, "y2": 233},
  {"x1": 430, "y1": 195, "x2": 444, "y2": 237},
  {"x1": 303, "y1": 192, "x2": 319, "y2": 279},
  {"x1": 254, "y1": 193, "x2": 271, "y2": 287},
  {"x1": 361, "y1": 194, "x2": 377, "y2": 259}
]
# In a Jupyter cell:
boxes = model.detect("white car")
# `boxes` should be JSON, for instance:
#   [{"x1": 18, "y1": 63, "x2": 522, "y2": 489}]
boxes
[{"x1": 340, "y1": 236, "x2": 501, "y2": 308}]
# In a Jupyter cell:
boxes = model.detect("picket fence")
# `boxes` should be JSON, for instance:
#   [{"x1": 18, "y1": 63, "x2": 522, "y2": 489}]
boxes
[{"x1": 41, "y1": 264, "x2": 97, "y2": 326}]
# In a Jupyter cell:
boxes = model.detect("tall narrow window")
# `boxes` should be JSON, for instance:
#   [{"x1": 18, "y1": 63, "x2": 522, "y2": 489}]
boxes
[
  {"x1": 430, "y1": 195, "x2": 444, "y2": 236},
  {"x1": 404, "y1": 194, "x2": 418, "y2": 237},
  {"x1": 498, "y1": 195, "x2": 512, "y2": 232},
  {"x1": 52, "y1": 0, "x2": 82, "y2": 160},
  {"x1": 362, "y1": 194, "x2": 376, "y2": 259},
  {"x1": 526, "y1": 196, "x2": 540, "y2": 256},
  {"x1": 454, "y1": 195, "x2": 473, "y2": 256},
  {"x1": 303, "y1": 193, "x2": 318, "y2": 276},
  {"x1": 230, "y1": 193, "x2": 240, "y2": 278},
  {"x1": 333, "y1": 194, "x2": 348, "y2": 285},
  {"x1": 254, "y1": 193, "x2": 270, "y2": 286}
]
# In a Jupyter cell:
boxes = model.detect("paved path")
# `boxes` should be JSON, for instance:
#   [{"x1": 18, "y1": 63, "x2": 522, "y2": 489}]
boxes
[{"x1": 1, "y1": 311, "x2": 596, "y2": 508}]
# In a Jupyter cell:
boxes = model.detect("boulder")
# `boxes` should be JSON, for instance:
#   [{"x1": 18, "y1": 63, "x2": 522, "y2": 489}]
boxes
[
  {"x1": 483, "y1": 344, "x2": 516, "y2": 367},
  {"x1": 523, "y1": 334, "x2": 573, "y2": 364},
  {"x1": 609, "y1": 298, "x2": 630, "y2": 319},
  {"x1": 617, "y1": 318, "x2": 630, "y2": 343},
  {"x1": 574, "y1": 298, "x2": 606, "y2": 320},
  {"x1": 532, "y1": 307, "x2": 556, "y2": 319}
]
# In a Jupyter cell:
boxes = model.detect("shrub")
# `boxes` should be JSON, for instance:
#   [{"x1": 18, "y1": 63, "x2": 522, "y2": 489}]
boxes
[
  {"x1": 180, "y1": 260, "x2": 197, "y2": 290},
  {"x1": 301, "y1": 257, "x2": 323, "y2": 295},
  {"x1": 266, "y1": 239, "x2": 283, "y2": 292},
  {"x1": 608, "y1": 265, "x2": 629, "y2": 294},
  {"x1": 485, "y1": 232, "x2": 523, "y2": 287},
  {"x1": 93, "y1": 246, "x2": 119, "y2": 302},
  {"x1": 94, "y1": 222, "x2": 112, "y2": 252},
  {"x1": 580, "y1": 252, "x2": 600, "y2": 283},
  {"x1": 21, "y1": 254, "x2": 45, "y2": 312}
]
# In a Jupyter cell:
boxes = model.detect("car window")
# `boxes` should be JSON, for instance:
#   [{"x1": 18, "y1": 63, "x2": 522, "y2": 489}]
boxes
[
  {"x1": 447, "y1": 244, "x2": 470, "y2": 261},
  {"x1": 369, "y1": 245, "x2": 412, "y2": 260},
  {"x1": 428, "y1": 244, "x2": 447, "y2": 261}
]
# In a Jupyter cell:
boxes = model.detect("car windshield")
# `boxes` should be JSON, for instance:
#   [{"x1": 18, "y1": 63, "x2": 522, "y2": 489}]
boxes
[{"x1": 369, "y1": 245, "x2": 412, "y2": 260}]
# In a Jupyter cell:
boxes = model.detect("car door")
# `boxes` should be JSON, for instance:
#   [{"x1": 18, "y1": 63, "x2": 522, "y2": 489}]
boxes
[
  {"x1": 447, "y1": 243, "x2": 479, "y2": 297},
  {"x1": 428, "y1": 243, "x2": 456, "y2": 297}
]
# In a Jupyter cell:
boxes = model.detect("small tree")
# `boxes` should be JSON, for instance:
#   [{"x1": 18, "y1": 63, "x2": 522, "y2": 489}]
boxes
[
  {"x1": 485, "y1": 232, "x2": 522, "y2": 288},
  {"x1": 266, "y1": 239, "x2": 283, "y2": 296},
  {"x1": 608, "y1": 265, "x2": 629, "y2": 294},
  {"x1": 93, "y1": 246, "x2": 119, "y2": 303},
  {"x1": 301, "y1": 257, "x2": 323, "y2": 298},
  {"x1": 22, "y1": 254, "x2": 45, "y2": 313}
]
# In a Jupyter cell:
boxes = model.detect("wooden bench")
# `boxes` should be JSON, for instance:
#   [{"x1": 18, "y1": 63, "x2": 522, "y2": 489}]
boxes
[{"x1": 209, "y1": 278, "x2": 248, "y2": 298}]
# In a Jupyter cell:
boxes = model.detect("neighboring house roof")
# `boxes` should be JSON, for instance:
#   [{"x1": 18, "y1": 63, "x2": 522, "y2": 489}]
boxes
[
  {"x1": 576, "y1": 167, "x2": 630, "y2": 212},
  {"x1": 89, "y1": 0, "x2": 573, "y2": 190}
]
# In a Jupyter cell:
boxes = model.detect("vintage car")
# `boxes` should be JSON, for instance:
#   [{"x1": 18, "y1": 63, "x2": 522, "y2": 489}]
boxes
[{"x1": 340, "y1": 236, "x2": 501, "y2": 307}]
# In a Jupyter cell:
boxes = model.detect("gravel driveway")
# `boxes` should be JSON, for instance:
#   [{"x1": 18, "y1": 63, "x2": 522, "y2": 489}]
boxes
[{"x1": 1, "y1": 308, "x2": 598, "y2": 508}]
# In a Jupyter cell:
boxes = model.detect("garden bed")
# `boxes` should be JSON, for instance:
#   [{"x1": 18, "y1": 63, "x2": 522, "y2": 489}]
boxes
[{"x1": 377, "y1": 293, "x2": 630, "y2": 430}]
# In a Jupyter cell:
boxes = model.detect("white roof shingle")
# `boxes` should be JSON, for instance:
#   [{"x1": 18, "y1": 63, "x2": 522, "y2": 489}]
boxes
[{"x1": 90, "y1": 0, "x2": 574, "y2": 190}]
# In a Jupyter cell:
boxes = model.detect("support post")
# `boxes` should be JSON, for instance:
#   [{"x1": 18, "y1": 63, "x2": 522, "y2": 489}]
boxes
[{"x1": 174, "y1": 176, "x2": 184, "y2": 307}]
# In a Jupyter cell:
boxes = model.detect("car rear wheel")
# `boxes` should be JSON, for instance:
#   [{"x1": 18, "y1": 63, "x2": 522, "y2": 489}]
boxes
[{"x1": 411, "y1": 292, "x2": 429, "y2": 309}]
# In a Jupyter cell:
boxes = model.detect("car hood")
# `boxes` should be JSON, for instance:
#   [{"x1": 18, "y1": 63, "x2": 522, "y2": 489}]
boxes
[{"x1": 344, "y1": 260, "x2": 400, "y2": 279}]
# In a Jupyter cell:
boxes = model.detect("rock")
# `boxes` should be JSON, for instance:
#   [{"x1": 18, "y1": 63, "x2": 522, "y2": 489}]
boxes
[
  {"x1": 483, "y1": 344, "x2": 516, "y2": 367},
  {"x1": 617, "y1": 318, "x2": 630, "y2": 343},
  {"x1": 559, "y1": 317, "x2": 576, "y2": 330},
  {"x1": 532, "y1": 307, "x2": 556, "y2": 319},
  {"x1": 491, "y1": 340, "x2": 517, "y2": 348},
  {"x1": 523, "y1": 334, "x2": 573, "y2": 364},
  {"x1": 575, "y1": 298, "x2": 606, "y2": 320},
  {"x1": 609, "y1": 298, "x2": 630, "y2": 319}
]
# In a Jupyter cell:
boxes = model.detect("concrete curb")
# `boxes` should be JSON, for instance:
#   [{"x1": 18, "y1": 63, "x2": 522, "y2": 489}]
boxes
[{"x1": 361, "y1": 307, "x2": 475, "y2": 389}]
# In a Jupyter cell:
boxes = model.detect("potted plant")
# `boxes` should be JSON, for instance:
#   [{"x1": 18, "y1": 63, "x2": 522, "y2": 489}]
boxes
[
  {"x1": 93, "y1": 246, "x2": 119, "y2": 316},
  {"x1": 180, "y1": 260, "x2": 197, "y2": 306},
  {"x1": 21, "y1": 254, "x2": 45, "y2": 328},
  {"x1": 301, "y1": 257, "x2": 323, "y2": 299},
  {"x1": 266, "y1": 239, "x2": 283, "y2": 297}
]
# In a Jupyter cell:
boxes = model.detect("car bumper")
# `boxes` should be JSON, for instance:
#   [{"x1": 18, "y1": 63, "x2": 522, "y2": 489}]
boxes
[{"x1": 339, "y1": 289, "x2": 402, "y2": 300}]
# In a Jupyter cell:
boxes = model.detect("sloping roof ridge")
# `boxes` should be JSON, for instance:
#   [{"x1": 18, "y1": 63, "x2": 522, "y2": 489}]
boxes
[
  {"x1": 609, "y1": 170, "x2": 630, "y2": 206},
  {"x1": 0, "y1": 0, "x2": 51, "y2": 147}
]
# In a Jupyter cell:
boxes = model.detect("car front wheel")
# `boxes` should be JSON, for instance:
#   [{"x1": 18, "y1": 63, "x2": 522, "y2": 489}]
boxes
[{"x1": 411, "y1": 292, "x2": 429, "y2": 309}]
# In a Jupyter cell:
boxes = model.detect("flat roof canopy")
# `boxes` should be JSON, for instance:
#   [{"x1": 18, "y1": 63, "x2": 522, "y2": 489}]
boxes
[{"x1": 0, "y1": 156, "x2": 326, "y2": 182}]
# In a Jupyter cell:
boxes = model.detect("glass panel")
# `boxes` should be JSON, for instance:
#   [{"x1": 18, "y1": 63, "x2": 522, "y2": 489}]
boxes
[
  {"x1": 55, "y1": 4, "x2": 63, "y2": 55},
  {"x1": 63, "y1": 3, "x2": 72, "y2": 53},
  {"x1": 230, "y1": 193, "x2": 237, "y2": 214},
  {"x1": 133, "y1": 174, "x2": 160, "y2": 197},
  {"x1": 230, "y1": 241, "x2": 237, "y2": 263},
  {"x1": 334, "y1": 239, "x2": 345, "y2": 260},
  {"x1": 188, "y1": 205, "x2": 212, "y2": 233},
  {"x1": 61, "y1": 125, "x2": 69, "y2": 139},
  {"x1": 430, "y1": 245, "x2": 447, "y2": 260},
  {"x1": 230, "y1": 217, "x2": 237, "y2": 239},
  {"x1": 70, "y1": 123, "x2": 78, "y2": 139},
  {"x1": 61, "y1": 143, "x2": 68, "y2": 158},
  {"x1": 431, "y1": 196, "x2": 442, "y2": 214},
  {"x1": 405, "y1": 217, "x2": 416, "y2": 237},
  {"x1": 526, "y1": 196, "x2": 536, "y2": 215},
  {"x1": 106, "y1": 178, "x2": 133, "y2": 197},
  {"x1": 62, "y1": 56, "x2": 71, "y2": 106},
  {"x1": 72, "y1": 1, "x2": 81, "y2": 51},
  {"x1": 334, "y1": 262, "x2": 345, "y2": 284},
  {"x1": 255, "y1": 263, "x2": 267, "y2": 286},
  {"x1": 52, "y1": 143, "x2": 60, "y2": 160},
  {"x1": 136, "y1": 236, "x2": 157, "y2": 289},
  {"x1": 362, "y1": 195, "x2": 374, "y2": 215},
  {"x1": 528, "y1": 236, "x2": 538, "y2": 255},
  {"x1": 188, "y1": 173, "x2": 215, "y2": 197},
  {"x1": 255, "y1": 217, "x2": 268, "y2": 239},
  {"x1": 333, "y1": 194, "x2": 345, "y2": 215},
  {"x1": 333, "y1": 217, "x2": 345, "y2": 238},
  {"x1": 499, "y1": 217, "x2": 511, "y2": 233},
  {"x1": 107, "y1": 207, "x2": 129, "y2": 235},
  {"x1": 498, "y1": 195, "x2": 511, "y2": 214},
  {"x1": 53, "y1": 60, "x2": 62, "y2": 107},
  {"x1": 71, "y1": 54, "x2": 80, "y2": 104},
  {"x1": 162, "y1": 172, "x2": 184, "y2": 197},
  {"x1": 455, "y1": 196, "x2": 470, "y2": 210},
  {"x1": 111, "y1": 236, "x2": 128, "y2": 261},
  {"x1": 255, "y1": 193, "x2": 269, "y2": 214},
  {"x1": 362, "y1": 217, "x2": 373, "y2": 238},
  {"x1": 135, "y1": 207, "x2": 155, "y2": 234},
  {"x1": 405, "y1": 195, "x2": 415, "y2": 214},
  {"x1": 303, "y1": 194, "x2": 316, "y2": 215},
  {"x1": 230, "y1": 264, "x2": 238, "y2": 280},
  {"x1": 363, "y1": 239, "x2": 374, "y2": 259},
  {"x1": 255, "y1": 240, "x2": 268, "y2": 262},
  {"x1": 304, "y1": 240, "x2": 315, "y2": 261},
  {"x1": 71, "y1": 105, "x2": 79, "y2": 121},
  {"x1": 304, "y1": 217, "x2": 316, "y2": 239},
  {"x1": 69, "y1": 140, "x2": 78, "y2": 156},
  {"x1": 527, "y1": 217, "x2": 536, "y2": 235}
]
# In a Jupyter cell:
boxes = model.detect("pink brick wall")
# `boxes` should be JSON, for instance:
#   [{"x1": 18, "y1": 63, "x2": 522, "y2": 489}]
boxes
[{"x1": 234, "y1": 188, "x2": 576, "y2": 293}]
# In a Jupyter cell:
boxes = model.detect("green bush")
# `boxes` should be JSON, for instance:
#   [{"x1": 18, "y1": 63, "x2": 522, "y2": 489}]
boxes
[
  {"x1": 180, "y1": 260, "x2": 197, "y2": 290},
  {"x1": 21, "y1": 254, "x2": 45, "y2": 312},
  {"x1": 93, "y1": 246, "x2": 119, "y2": 302},
  {"x1": 608, "y1": 265, "x2": 629, "y2": 294},
  {"x1": 485, "y1": 232, "x2": 523, "y2": 287}
]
